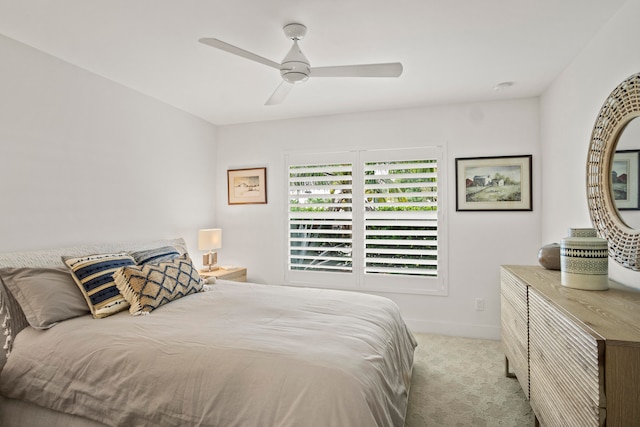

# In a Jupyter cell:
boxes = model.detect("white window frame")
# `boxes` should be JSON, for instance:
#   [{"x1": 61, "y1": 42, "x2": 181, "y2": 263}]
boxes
[{"x1": 284, "y1": 147, "x2": 447, "y2": 296}]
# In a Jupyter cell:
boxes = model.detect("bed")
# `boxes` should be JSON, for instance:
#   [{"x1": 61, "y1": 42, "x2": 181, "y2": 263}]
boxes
[{"x1": 0, "y1": 238, "x2": 417, "y2": 427}]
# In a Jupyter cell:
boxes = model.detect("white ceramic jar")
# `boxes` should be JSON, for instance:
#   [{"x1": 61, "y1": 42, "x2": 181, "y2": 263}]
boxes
[{"x1": 560, "y1": 228, "x2": 609, "y2": 290}]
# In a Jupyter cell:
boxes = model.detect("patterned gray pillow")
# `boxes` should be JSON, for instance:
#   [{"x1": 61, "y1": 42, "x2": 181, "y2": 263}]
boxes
[{"x1": 0, "y1": 276, "x2": 29, "y2": 369}]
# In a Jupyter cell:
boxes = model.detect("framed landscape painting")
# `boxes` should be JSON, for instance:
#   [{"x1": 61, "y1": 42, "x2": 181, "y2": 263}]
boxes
[
  {"x1": 227, "y1": 167, "x2": 267, "y2": 205},
  {"x1": 455, "y1": 155, "x2": 532, "y2": 211}
]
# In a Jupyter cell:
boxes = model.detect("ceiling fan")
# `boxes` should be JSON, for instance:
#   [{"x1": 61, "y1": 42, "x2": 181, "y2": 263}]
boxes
[{"x1": 199, "y1": 23, "x2": 403, "y2": 105}]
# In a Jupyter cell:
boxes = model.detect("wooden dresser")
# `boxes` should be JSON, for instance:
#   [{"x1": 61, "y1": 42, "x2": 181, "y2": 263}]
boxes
[{"x1": 501, "y1": 265, "x2": 640, "y2": 426}]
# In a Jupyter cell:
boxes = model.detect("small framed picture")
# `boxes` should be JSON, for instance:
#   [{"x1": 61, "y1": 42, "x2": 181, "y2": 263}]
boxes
[
  {"x1": 227, "y1": 167, "x2": 267, "y2": 205},
  {"x1": 612, "y1": 150, "x2": 640, "y2": 210},
  {"x1": 455, "y1": 155, "x2": 532, "y2": 211}
]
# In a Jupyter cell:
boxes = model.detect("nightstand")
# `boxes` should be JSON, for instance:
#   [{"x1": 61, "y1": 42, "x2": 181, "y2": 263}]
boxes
[{"x1": 199, "y1": 267, "x2": 247, "y2": 282}]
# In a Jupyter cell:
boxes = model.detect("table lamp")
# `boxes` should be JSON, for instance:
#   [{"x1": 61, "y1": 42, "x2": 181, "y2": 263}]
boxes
[{"x1": 198, "y1": 228, "x2": 222, "y2": 271}]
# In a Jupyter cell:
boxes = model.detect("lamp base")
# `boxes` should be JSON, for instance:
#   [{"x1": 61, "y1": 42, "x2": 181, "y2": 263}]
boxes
[{"x1": 203, "y1": 252, "x2": 219, "y2": 271}]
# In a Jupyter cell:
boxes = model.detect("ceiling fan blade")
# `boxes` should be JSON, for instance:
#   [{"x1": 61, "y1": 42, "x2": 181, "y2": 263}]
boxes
[
  {"x1": 311, "y1": 62, "x2": 403, "y2": 78},
  {"x1": 265, "y1": 81, "x2": 293, "y2": 106},
  {"x1": 198, "y1": 38, "x2": 281, "y2": 69}
]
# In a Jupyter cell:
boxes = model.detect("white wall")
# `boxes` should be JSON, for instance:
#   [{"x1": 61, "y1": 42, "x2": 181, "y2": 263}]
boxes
[
  {"x1": 217, "y1": 99, "x2": 541, "y2": 339},
  {"x1": 0, "y1": 34, "x2": 218, "y2": 254},
  {"x1": 540, "y1": 0, "x2": 640, "y2": 288}
]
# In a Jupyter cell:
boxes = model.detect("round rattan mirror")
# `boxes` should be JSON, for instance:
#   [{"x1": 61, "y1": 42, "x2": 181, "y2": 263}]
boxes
[{"x1": 587, "y1": 73, "x2": 640, "y2": 271}]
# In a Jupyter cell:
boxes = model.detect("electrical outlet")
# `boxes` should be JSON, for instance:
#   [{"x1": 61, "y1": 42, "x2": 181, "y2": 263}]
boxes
[{"x1": 474, "y1": 298, "x2": 485, "y2": 311}]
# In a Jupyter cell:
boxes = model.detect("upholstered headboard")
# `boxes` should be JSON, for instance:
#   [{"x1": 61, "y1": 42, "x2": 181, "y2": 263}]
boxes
[{"x1": 0, "y1": 237, "x2": 187, "y2": 371}]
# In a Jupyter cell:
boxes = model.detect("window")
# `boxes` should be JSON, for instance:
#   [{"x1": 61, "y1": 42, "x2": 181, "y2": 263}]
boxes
[{"x1": 286, "y1": 147, "x2": 446, "y2": 295}]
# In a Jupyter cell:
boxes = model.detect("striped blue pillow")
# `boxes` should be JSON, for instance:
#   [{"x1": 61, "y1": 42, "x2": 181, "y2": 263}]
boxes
[
  {"x1": 63, "y1": 253, "x2": 135, "y2": 318},
  {"x1": 129, "y1": 246, "x2": 180, "y2": 265}
]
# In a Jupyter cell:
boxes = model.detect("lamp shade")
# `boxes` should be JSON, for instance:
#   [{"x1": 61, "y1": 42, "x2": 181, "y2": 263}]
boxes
[{"x1": 198, "y1": 229, "x2": 222, "y2": 251}]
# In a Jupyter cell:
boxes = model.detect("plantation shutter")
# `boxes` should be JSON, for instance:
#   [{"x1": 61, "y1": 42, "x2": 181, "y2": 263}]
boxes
[
  {"x1": 288, "y1": 162, "x2": 353, "y2": 273},
  {"x1": 363, "y1": 159, "x2": 439, "y2": 277},
  {"x1": 286, "y1": 147, "x2": 446, "y2": 295}
]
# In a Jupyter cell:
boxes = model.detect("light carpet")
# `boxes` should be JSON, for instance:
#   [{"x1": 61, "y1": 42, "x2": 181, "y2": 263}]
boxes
[{"x1": 405, "y1": 333, "x2": 534, "y2": 426}]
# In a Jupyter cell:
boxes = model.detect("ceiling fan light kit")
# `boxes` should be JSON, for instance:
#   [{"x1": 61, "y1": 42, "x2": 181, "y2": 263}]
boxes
[
  {"x1": 281, "y1": 41, "x2": 310, "y2": 84},
  {"x1": 199, "y1": 23, "x2": 403, "y2": 105}
]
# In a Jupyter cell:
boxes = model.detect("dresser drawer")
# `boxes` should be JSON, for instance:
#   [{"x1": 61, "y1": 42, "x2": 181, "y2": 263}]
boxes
[
  {"x1": 501, "y1": 267, "x2": 527, "y2": 311},
  {"x1": 529, "y1": 288, "x2": 605, "y2": 427},
  {"x1": 501, "y1": 295, "x2": 529, "y2": 398},
  {"x1": 500, "y1": 268, "x2": 529, "y2": 398}
]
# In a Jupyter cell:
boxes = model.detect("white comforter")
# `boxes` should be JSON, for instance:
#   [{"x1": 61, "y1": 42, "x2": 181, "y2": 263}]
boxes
[{"x1": 0, "y1": 281, "x2": 416, "y2": 427}]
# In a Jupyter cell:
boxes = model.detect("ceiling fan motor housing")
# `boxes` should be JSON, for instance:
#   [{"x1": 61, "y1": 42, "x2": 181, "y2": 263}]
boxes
[{"x1": 280, "y1": 41, "x2": 310, "y2": 84}]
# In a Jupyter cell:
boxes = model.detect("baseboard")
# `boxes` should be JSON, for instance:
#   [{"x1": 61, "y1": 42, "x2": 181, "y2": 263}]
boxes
[{"x1": 404, "y1": 318, "x2": 501, "y2": 341}]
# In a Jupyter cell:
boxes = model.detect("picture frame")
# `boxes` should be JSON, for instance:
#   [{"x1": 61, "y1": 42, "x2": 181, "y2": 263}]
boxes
[
  {"x1": 612, "y1": 150, "x2": 640, "y2": 210},
  {"x1": 227, "y1": 167, "x2": 267, "y2": 205},
  {"x1": 455, "y1": 155, "x2": 532, "y2": 211}
]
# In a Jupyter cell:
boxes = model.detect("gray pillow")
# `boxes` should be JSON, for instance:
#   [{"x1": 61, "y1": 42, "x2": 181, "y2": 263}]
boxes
[{"x1": 0, "y1": 267, "x2": 90, "y2": 329}]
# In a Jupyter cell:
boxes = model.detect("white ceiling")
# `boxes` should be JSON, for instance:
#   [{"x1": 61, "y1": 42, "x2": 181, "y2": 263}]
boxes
[{"x1": 0, "y1": 0, "x2": 627, "y2": 125}]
